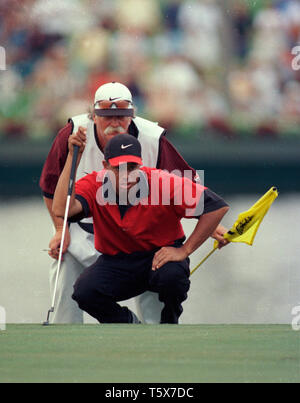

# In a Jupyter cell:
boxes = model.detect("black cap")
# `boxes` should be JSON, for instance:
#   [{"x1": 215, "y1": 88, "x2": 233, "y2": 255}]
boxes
[{"x1": 104, "y1": 134, "x2": 142, "y2": 166}]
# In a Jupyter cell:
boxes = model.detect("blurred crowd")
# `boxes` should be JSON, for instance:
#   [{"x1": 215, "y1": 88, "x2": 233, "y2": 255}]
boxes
[{"x1": 0, "y1": 0, "x2": 300, "y2": 141}]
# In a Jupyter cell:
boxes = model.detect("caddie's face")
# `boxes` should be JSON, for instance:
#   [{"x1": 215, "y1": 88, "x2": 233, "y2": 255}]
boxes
[{"x1": 94, "y1": 115, "x2": 132, "y2": 149}]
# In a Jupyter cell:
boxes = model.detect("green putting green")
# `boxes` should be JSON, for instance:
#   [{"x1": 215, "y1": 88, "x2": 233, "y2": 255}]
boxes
[{"x1": 0, "y1": 324, "x2": 299, "y2": 383}]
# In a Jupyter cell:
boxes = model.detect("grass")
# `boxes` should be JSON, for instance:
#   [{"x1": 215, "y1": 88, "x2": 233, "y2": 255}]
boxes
[{"x1": 0, "y1": 324, "x2": 299, "y2": 383}]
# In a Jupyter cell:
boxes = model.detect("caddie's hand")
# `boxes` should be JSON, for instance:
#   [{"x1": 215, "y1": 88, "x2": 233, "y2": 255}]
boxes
[
  {"x1": 48, "y1": 226, "x2": 70, "y2": 260},
  {"x1": 68, "y1": 126, "x2": 87, "y2": 155},
  {"x1": 152, "y1": 246, "x2": 188, "y2": 271},
  {"x1": 212, "y1": 224, "x2": 229, "y2": 249}
]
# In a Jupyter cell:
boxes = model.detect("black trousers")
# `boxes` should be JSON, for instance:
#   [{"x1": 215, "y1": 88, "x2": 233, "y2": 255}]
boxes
[{"x1": 72, "y1": 245, "x2": 190, "y2": 324}]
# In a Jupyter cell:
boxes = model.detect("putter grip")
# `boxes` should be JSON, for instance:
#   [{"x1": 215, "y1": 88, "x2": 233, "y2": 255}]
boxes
[{"x1": 68, "y1": 145, "x2": 79, "y2": 196}]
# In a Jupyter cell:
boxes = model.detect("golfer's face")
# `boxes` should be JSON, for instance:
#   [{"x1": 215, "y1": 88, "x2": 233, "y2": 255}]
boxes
[
  {"x1": 94, "y1": 115, "x2": 132, "y2": 148},
  {"x1": 108, "y1": 163, "x2": 141, "y2": 195}
]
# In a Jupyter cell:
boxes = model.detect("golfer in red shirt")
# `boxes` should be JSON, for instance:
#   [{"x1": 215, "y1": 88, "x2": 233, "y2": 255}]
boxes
[{"x1": 53, "y1": 131, "x2": 229, "y2": 324}]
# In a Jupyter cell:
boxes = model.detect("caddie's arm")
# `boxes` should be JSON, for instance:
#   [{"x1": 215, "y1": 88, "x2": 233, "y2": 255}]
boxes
[
  {"x1": 52, "y1": 127, "x2": 87, "y2": 219},
  {"x1": 152, "y1": 206, "x2": 229, "y2": 270}
]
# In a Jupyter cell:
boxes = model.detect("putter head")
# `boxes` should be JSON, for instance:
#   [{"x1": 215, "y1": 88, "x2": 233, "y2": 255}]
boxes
[{"x1": 42, "y1": 307, "x2": 54, "y2": 326}]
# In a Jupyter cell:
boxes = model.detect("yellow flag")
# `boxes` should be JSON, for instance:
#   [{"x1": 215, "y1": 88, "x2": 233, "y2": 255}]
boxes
[
  {"x1": 191, "y1": 187, "x2": 278, "y2": 275},
  {"x1": 222, "y1": 186, "x2": 278, "y2": 246}
]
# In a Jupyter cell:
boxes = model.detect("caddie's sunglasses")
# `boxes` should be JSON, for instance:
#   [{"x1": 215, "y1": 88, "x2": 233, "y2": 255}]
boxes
[
  {"x1": 95, "y1": 100, "x2": 132, "y2": 109},
  {"x1": 94, "y1": 100, "x2": 134, "y2": 117}
]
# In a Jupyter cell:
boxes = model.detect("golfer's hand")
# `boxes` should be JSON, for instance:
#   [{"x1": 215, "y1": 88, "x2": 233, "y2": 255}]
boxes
[
  {"x1": 48, "y1": 226, "x2": 70, "y2": 260},
  {"x1": 68, "y1": 126, "x2": 87, "y2": 155},
  {"x1": 212, "y1": 224, "x2": 229, "y2": 249},
  {"x1": 152, "y1": 246, "x2": 188, "y2": 271}
]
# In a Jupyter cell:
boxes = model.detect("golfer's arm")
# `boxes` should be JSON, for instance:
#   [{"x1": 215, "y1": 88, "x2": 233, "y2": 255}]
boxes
[
  {"x1": 182, "y1": 206, "x2": 229, "y2": 256},
  {"x1": 52, "y1": 153, "x2": 82, "y2": 218}
]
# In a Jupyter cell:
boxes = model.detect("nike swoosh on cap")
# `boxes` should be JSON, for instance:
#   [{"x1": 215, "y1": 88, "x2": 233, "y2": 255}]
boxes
[
  {"x1": 109, "y1": 97, "x2": 120, "y2": 101},
  {"x1": 121, "y1": 144, "x2": 133, "y2": 149}
]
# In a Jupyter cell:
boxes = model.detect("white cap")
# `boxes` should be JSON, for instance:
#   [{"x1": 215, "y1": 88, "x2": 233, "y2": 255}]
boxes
[{"x1": 94, "y1": 82, "x2": 133, "y2": 104}]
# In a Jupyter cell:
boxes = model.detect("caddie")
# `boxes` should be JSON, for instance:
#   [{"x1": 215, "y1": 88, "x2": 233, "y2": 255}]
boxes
[
  {"x1": 40, "y1": 81, "x2": 228, "y2": 324},
  {"x1": 52, "y1": 133, "x2": 229, "y2": 324}
]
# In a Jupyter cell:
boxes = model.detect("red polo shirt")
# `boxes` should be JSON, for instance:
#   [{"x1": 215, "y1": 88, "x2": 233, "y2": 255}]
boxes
[{"x1": 74, "y1": 167, "x2": 206, "y2": 255}]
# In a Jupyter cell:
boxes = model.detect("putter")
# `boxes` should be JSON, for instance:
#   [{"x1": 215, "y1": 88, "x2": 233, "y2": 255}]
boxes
[{"x1": 43, "y1": 145, "x2": 79, "y2": 326}]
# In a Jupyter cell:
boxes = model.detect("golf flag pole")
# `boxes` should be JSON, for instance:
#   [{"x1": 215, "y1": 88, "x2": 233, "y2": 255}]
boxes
[
  {"x1": 190, "y1": 244, "x2": 218, "y2": 276},
  {"x1": 190, "y1": 186, "x2": 278, "y2": 276},
  {"x1": 43, "y1": 145, "x2": 79, "y2": 325}
]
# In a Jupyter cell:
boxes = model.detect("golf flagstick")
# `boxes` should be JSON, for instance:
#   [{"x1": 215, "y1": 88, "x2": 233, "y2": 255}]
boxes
[
  {"x1": 190, "y1": 186, "x2": 278, "y2": 277},
  {"x1": 43, "y1": 145, "x2": 79, "y2": 326},
  {"x1": 190, "y1": 243, "x2": 218, "y2": 276}
]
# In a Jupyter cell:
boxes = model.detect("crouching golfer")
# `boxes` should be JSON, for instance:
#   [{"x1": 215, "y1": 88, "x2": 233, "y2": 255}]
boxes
[{"x1": 52, "y1": 132, "x2": 229, "y2": 324}]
